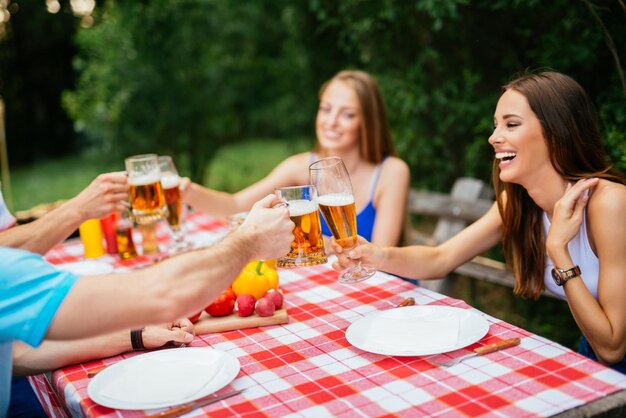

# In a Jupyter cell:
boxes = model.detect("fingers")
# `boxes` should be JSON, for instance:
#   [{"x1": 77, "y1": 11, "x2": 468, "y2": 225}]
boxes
[
  {"x1": 175, "y1": 317, "x2": 195, "y2": 336},
  {"x1": 169, "y1": 327, "x2": 195, "y2": 345},
  {"x1": 253, "y1": 194, "x2": 278, "y2": 209},
  {"x1": 557, "y1": 178, "x2": 598, "y2": 214},
  {"x1": 330, "y1": 237, "x2": 343, "y2": 254},
  {"x1": 96, "y1": 172, "x2": 129, "y2": 188},
  {"x1": 568, "y1": 178, "x2": 598, "y2": 198},
  {"x1": 346, "y1": 246, "x2": 362, "y2": 260},
  {"x1": 180, "y1": 177, "x2": 191, "y2": 192},
  {"x1": 572, "y1": 186, "x2": 591, "y2": 219},
  {"x1": 143, "y1": 323, "x2": 195, "y2": 349}
]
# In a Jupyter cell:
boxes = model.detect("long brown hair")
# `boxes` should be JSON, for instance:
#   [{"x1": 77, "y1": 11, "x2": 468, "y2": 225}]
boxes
[
  {"x1": 494, "y1": 71, "x2": 626, "y2": 299},
  {"x1": 315, "y1": 70, "x2": 396, "y2": 164}
]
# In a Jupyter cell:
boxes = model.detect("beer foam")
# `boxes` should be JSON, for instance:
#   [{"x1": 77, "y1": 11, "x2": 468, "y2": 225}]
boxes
[
  {"x1": 318, "y1": 193, "x2": 354, "y2": 207},
  {"x1": 129, "y1": 173, "x2": 160, "y2": 186},
  {"x1": 161, "y1": 174, "x2": 181, "y2": 189},
  {"x1": 287, "y1": 199, "x2": 317, "y2": 217}
]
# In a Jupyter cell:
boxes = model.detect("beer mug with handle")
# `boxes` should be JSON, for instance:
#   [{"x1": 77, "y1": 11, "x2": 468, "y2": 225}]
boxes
[
  {"x1": 125, "y1": 154, "x2": 167, "y2": 224},
  {"x1": 309, "y1": 157, "x2": 376, "y2": 283},
  {"x1": 158, "y1": 155, "x2": 190, "y2": 253},
  {"x1": 275, "y1": 185, "x2": 328, "y2": 268}
]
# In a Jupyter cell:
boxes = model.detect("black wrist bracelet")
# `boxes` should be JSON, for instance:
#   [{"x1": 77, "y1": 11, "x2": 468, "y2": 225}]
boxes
[{"x1": 130, "y1": 328, "x2": 145, "y2": 351}]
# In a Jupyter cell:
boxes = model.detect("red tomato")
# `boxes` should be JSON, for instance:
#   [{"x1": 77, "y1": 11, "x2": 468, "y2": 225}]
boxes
[
  {"x1": 187, "y1": 311, "x2": 202, "y2": 323},
  {"x1": 205, "y1": 288, "x2": 236, "y2": 317}
]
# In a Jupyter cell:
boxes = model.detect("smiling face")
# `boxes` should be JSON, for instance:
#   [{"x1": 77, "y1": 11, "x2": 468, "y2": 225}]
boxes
[
  {"x1": 315, "y1": 80, "x2": 362, "y2": 153},
  {"x1": 489, "y1": 89, "x2": 553, "y2": 187}
]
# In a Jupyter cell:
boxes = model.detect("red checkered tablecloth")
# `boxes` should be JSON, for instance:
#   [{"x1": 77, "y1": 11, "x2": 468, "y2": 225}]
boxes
[{"x1": 29, "y1": 212, "x2": 626, "y2": 417}]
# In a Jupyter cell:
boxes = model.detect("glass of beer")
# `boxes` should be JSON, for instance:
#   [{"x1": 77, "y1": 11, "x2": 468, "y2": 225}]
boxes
[
  {"x1": 125, "y1": 154, "x2": 167, "y2": 224},
  {"x1": 275, "y1": 185, "x2": 328, "y2": 268},
  {"x1": 158, "y1": 155, "x2": 190, "y2": 253},
  {"x1": 309, "y1": 157, "x2": 376, "y2": 283},
  {"x1": 115, "y1": 210, "x2": 138, "y2": 260}
]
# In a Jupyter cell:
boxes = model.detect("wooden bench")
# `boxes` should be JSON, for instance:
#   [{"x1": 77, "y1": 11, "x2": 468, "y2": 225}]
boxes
[{"x1": 404, "y1": 177, "x2": 558, "y2": 299}]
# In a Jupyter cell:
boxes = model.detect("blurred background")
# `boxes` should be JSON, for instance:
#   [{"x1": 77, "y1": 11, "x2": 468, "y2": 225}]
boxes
[{"x1": 0, "y1": 0, "x2": 624, "y2": 348}]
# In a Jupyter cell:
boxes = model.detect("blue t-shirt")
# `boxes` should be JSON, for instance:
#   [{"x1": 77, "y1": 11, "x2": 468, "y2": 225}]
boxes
[{"x1": 0, "y1": 247, "x2": 78, "y2": 417}]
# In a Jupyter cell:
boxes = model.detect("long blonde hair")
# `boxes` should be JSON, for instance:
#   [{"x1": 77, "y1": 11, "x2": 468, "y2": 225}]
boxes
[
  {"x1": 315, "y1": 70, "x2": 396, "y2": 164},
  {"x1": 494, "y1": 71, "x2": 625, "y2": 299}
]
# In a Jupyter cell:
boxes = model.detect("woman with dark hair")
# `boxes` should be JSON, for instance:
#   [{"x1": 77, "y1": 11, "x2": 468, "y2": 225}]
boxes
[
  {"x1": 334, "y1": 71, "x2": 626, "y2": 372},
  {"x1": 184, "y1": 70, "x2": 410, "y2": 247}
]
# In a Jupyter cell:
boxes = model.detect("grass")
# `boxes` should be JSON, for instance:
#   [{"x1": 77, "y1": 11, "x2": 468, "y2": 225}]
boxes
[
  {"x1": 7, "y1": 138, "x2": 313, "y2": 212},
  {"x1": 203, "y1": 137, "x2": 312, "y2": 192},
  {"x1": 9, "y1": 153, "x2": 123, "y2": 212},
  {"x1": 5, "y1": 137, "x2": 581, "y2": 350}
]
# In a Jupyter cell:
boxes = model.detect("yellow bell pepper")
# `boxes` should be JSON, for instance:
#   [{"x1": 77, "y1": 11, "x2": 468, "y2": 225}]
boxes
[{"x1": 232, "y1": 260, "x2": 279, "y2": 300}]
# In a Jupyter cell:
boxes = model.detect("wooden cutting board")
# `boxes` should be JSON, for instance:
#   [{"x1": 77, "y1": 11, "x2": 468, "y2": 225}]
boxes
[{"x1": 194, "y1": 308, "x2": 289, "y2": 335}]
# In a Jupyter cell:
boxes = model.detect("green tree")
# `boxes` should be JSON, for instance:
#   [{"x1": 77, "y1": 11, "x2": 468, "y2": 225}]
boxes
[
  {"x1": 307, "y1": 0, "x2": 626, "y2": 190},
  {"x1": 0, "y1": 0, "x2": 78, "y2": 165},
  {"x1": 65, "y1": 0, "x2": 317, "y2": 181},
  {"x1": 66, "y1": 0, "x2": 625, "y2": 188}
]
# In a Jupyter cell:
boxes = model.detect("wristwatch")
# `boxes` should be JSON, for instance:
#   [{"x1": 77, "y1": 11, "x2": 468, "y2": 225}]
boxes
[{"x1": 551, "y1": 265, "x2": 581, "y2": 286}]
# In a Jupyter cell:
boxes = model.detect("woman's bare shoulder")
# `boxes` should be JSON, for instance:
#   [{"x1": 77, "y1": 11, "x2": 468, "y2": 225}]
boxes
[
  {"x1": 381, "y1": 156, "x2": 410, "y2": 178},
  {"x1": 271, "y1": 151, "x2": 311, "y2": 172},
  {"x1": 588, "y1": 179, "x2": 626, "y2": 215}
]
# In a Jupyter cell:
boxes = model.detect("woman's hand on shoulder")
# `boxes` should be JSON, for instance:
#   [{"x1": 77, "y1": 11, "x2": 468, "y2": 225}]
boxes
[{"x1": 546, "y1": 178, "x2": 598, "y2": 261}]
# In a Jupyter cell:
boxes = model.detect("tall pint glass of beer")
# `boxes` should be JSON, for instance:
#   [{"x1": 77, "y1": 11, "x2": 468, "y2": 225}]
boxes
[
  {"x1": 275, "y1": 185, "x2": 327, "y2": 268},
  {"x1": 158, "y1": 155, "x2": 190, "y2": 253},
  {"x1": 309, "y1": 157, "x2": 376, "y2": 283},
  {"x1": 125, "y1": 154, "x2": 167, "y2": 224}
]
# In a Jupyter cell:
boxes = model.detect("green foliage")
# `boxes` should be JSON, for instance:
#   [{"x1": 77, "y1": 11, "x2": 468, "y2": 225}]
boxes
[
  {"x1": 307, "y1": 0, "x2": 626, "y2": 190},
  {"x1": 11, "y1": 137, "x2": 308, "y2": 211},
  {"x1": 10, "y1": 152, "x2": 121, "y2": 211},
  {"x1": 65, "y1": 0, "x2": 625, "y2": 190},
  {"x1": 0, "y1": 0, "x2": 78, "y2": 165},
  {"x1": 204, "y1": 137, "x2": 312, "y2": 192},
  {"x1": 64, "y1": 0, "x2": 317, "y2": 182}
]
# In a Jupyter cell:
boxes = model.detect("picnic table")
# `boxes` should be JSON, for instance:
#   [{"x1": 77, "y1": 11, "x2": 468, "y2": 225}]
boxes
[{"x1": 29, "y1": 211, "x2": 626, "y2": 417}]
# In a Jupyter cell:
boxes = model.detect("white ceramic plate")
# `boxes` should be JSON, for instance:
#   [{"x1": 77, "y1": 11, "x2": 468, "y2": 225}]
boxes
[
  {"x1": 57, "y1": 260, "x2": 114, "y2": 276},
  {"x1": 88, "y1": 347, "x2": 240, "y2": 410},
  {"x1": 346, "y1": 305, "x2": 490, "y2": 356}
]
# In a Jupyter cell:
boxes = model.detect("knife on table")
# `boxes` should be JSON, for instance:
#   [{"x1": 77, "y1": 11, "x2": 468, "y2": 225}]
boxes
[{"x1": 146, "y1": 389, "x2": 244, "y2": 418}]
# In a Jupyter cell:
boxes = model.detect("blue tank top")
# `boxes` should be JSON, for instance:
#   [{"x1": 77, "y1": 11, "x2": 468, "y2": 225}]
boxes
[{"x1": 311, "y1": 154, "x2": 383, "y2": 242}]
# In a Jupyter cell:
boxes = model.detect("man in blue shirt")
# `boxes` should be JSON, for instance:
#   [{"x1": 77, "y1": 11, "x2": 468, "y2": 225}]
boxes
[{"x1": 0, "y1": 193, "x2": 293, "y2": 417}]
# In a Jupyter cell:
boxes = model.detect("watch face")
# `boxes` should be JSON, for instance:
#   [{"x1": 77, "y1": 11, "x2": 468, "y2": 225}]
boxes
[{"x1": 551, "y1": 268, "x2": 564, "y2": 286}]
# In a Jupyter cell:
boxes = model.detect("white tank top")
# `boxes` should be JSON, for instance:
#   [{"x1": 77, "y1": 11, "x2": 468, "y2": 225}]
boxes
[
  {"x1": 0, "y1": 187, "x2": 16, "y2": 231},
  {"x1": 543, "y1": 210, "x2": 599, "y2": 300}
]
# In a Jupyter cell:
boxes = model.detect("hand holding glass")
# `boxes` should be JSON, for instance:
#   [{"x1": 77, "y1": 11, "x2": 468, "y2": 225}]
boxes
[
  {"x1": 275, "y1": 185, "x2": 328, "y2": 268},
  {"x1": 125, "y1": 154, "x2": 167, "y2": 224},
  {"x1": 158, "y1": 155, "x2": 190, "y2": 253},
  {"x1": 309, "y1": 157, "x2": 376, "y2": 283}
]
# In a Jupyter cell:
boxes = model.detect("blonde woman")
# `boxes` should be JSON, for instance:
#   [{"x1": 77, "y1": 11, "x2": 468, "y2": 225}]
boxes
[{"x1": 185, "y1": 70, "x2": 410, "y2": 247}]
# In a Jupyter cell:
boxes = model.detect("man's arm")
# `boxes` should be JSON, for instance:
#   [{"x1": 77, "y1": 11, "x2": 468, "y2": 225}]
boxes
[
  {"x1": 45, "y1": 195, "x2": 294, "y2": 340},
  {"x1": 0, "y1": 172, "x2": 128, "y2": 255},
  {"x1": 13, "y1": 320, "x2": 195, "y2": 375}
]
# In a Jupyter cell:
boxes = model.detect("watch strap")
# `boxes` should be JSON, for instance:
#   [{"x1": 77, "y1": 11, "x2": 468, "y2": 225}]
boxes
[
  {"x1": 553, "y1": 265, "x2": 581, "y2": 286},
  {"x1": 557, "y1": 265, "x2": 581, "y2": 280}
]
